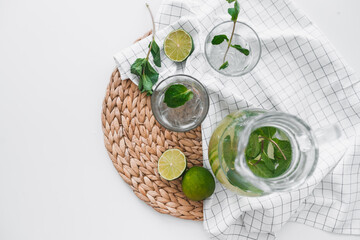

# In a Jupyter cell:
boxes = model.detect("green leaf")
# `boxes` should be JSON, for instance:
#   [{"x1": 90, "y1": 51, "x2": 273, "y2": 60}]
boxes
[
  {"x1": 273, "y1": 139, "x2": 292, "y2": 161},
  {"x1": 130, "y1": 58, "x2": 147, "y2": 76},
  {"x1": 131, "y1": 59, "x2": 159, "y2": 95},
  {"x1": 227, "y1": 169, "x2": 263, "y2": 194},
  {"x1": 262, "y1": 152, "x2": 275, "y2": 172},
  {"x1": 140, "y1": 74, "x2": 154, "y2": 95},
  {"x1": 163, "y1": 84, "x2": 193, "y2": 108},
  {"x1": 223, "y1": 135, "x2": 235, "y2": 169},
  {"x1": 255, "y1": 127, "x2": 277, "y2": 139},
  {"x1": 228, "y1": 0, "x2": 240, "y2": 21},
  {"x1": 149, "y1": 40, "x2": 161, "y2": 67},
  {"x1": 231, "y1": 44, "x2": 250, "y2": 56},
  {"x1": 211, "y1": 35, "x2": 229, "y2": 45},
  {"x1": 226, "y1": 0, "x2": 236, "y2": 3},
  {"x1": 273, "y1": 138, "x2": 292, "y2": 177},
  {"x1": 247, "y1": 161, "x2": 274, "y2": 178},
  {"x1": 273, "y1": 157, "x2": 291, "y2": 177},
  {"x1": 219, "y1": 61, "x2": 229, "y2": 70},
  {"x1": 245, "y1": 132, "x2": 260, "y2": 158}
]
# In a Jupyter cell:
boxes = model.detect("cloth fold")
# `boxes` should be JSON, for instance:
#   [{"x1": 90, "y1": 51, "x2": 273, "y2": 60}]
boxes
[{"x1": 114, "y1": 0, "x2": 360, "y2": 239}]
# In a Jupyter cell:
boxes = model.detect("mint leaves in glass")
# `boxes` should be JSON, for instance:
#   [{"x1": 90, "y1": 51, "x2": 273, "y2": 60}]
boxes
[
  {"x1": 151, "y1": 75, "x2": 209, "y2": 132},
  {"x1": 211, "y1": 0, "x2": 249, "y2": 70},
  {"x1": 204, "y1": 1, "x2": 261, "y2": 76}
]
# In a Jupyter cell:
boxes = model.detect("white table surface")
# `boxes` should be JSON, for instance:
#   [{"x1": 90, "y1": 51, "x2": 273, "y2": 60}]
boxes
[{"x1": 0, "y1": 0, "x2": 359, "y2": 239}]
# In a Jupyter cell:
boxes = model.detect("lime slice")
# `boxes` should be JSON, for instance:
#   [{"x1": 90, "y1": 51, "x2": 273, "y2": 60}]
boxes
[
  {"x1": 164, "y1": 29, "x2": 194, "y2": 62},
  {"x1": 158, "y1": 149, "x2": 187, "y2": 180}
]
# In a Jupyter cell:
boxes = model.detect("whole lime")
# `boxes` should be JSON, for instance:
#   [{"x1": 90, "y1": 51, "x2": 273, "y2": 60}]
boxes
[{"x1": 181, "y1": 166, "x2": 215, "y2": 201}]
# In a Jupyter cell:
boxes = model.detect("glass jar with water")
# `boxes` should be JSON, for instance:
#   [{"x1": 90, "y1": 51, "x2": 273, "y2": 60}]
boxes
[{"x1": 208, "y1": 109, "x2": 341, "y2": 196}]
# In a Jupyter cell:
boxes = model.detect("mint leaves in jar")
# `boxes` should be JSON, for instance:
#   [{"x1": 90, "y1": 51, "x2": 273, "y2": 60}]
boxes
[{"x1": 245, "y1": 127, "x2": 292, "y2": 178}]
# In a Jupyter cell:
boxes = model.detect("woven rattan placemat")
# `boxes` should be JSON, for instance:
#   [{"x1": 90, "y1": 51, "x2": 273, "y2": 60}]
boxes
[{"x1": 101, "y1": 32, "x2": 203, "y2": 221}]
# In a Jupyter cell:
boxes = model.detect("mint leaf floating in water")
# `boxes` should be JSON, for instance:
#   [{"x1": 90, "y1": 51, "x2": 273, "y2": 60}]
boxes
[
  {"x1": 164, "y1": 84, "x2": 194, "y2": 108},
  {"x1": 130, "y1": 3, "x2": 160, "y2": 95},
  {"x1": 223, "y1": 135, "x2": 235, "y2": 169},
  {"x1": 231, "y1": 44, "x2": 250, "y2": 56},
  {"x1": 219, "y1": 61, "x2": 229, "y2": 70},
  {"x1": 245, "y1": 132, "x2": 260, "y2": 158},
  {"x1": 211, "y1": 35, "x2": 229, "y2": 45}
]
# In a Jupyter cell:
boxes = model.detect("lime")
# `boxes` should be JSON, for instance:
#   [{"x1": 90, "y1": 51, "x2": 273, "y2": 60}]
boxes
[
  {"x1": 158, "y1": 149, "x2": 187, "y2": 180},
  {"x1": 181, "y1": 166, "x2": 215, "y2": 201},
  {"x1": 164, "y1": 29, "x2": 194, "y2": 62}
]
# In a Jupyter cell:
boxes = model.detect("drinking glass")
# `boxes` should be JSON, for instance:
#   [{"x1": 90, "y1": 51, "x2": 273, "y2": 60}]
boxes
[
  {"x1": 151, "y1": 74, "x2": 209, "y2": 132},
  {"x1": 204, "y1": 21, "x2": 262, "y2": 77}
]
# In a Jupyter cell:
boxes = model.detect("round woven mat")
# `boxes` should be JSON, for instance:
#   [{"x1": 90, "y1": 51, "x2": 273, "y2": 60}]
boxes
[{"x1": 101, "y1": 32, "x2": 203, "y2": 221}]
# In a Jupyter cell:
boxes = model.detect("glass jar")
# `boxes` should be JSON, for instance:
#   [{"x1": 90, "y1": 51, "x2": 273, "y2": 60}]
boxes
[{"x1": 208, "y1": 109, "x2": 340, "y2": 196}]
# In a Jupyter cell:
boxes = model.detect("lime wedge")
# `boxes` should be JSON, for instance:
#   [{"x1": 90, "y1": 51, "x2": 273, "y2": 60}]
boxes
[
  {"x1": 158, "y1": 149, "x2": 187, "y2": 180},
  {"x1": 164, "y1": 29, "x2": 194, "y2": 62}
]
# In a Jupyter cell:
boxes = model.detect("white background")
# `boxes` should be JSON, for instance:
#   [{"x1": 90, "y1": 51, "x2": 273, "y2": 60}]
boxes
[{"x1": 0, "y1": 0, "x2": 359, "y2": 239}]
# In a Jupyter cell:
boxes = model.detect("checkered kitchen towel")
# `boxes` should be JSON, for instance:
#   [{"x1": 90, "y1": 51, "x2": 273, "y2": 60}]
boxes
[{"x1": 114, "y1": 0, "x2": 360, "y2": 239}]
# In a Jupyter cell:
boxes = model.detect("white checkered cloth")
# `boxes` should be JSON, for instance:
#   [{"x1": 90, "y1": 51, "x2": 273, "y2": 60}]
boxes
[{"x1": 114, "y1": 0, "x2": 360, "y2": 239}]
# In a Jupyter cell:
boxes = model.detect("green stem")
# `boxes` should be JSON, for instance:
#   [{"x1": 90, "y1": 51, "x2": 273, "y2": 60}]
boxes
[
  {"x1": 222, "y1": 20, "x2": 237, "y2": 64},
  {"x1": 259, "y1": 136, "x2": 287, "y2": 160},
  {"x1": 143, "y1": 3, "x2": 156, "y2": 75}
]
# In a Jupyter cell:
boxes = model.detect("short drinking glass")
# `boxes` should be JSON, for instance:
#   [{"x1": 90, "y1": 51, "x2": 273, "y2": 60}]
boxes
[
  {"x1": 151, "y1": 74, "x2": 209, "y2": 132},
  {"x1": 205, "y1": 21, "x2": 262, "y2": 77}
]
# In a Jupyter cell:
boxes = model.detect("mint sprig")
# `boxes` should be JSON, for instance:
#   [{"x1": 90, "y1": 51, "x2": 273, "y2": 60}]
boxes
[
  {"x1": 211, "y1": 0, "x2": 250, "y2": 70},
  {"x1": 245, "y1": 127, "x2": 292, "y2": 178},
  {"x1": 164, "y1": 84, "x2": 193, "y2": 108},
  {"x1": 130, "y1": 4, "x2": 160, "y2": 95}
]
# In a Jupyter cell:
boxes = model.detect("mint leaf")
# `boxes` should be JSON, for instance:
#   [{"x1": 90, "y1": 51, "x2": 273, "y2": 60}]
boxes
[
  {"x1": 245, "y1": 132, "x2": 260, "y2": 158},
  {"x1": 273, "y1": 156, "x2": 291, "y2": 177},
  {"x1": 164, "y1": 84, "x2": 193, "y2": 108},
  {"x1": 219, "y1": 61, "x2": 229, "y2": 70},
  {"x1": 273, "y1": 139, "x2": 292, "y2": 161},
  {"x1": 247, "y1": 161, "x2": 274, "y2": 178},
  {"x1": 140, "y1": 73, "x2": 153, "y2": 94},
  {"x1": 130, "y1": 58, "x2": 147, "y2": 76},
  {"x1": 273, "y1": 138, "x2": 292, "y2": 177},
  {"x1": 227, "y1": 169, "x2": 263, "y2": 194},
  {"x1": 262, "y1": 152, "x2": 275, "y2": 172},
  {"x1": 131, "y1": 59, "x2": 159, "y2": 95},
  {"x1": 255, "y1": 127, "x2": 276, "y2": 139},
  {"x1": 211, "y1": 35, "x2": 229, "y2": 45},
  {"x1": 226, "y1": 0, "x2": 236, "y2": 3},
  {"x1": 228, "y1": 0, "x2": 240, "y2": 21},
  {"x1": 231, "y1": 44, "x2": 250, "y2": 56},
  {"x1": 223, "y1": 135, "x2": 235, "y2": 169},
  {"x1": 149, "y1": 40, "x2": 161, "y2": 67}
]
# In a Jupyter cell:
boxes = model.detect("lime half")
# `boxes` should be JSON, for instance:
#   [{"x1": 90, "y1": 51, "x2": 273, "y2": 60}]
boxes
[
  {"x1": 164, "y1": 29, "x2": 194, "y2": 62},
  {"x1": 158, "y1": 149, "x2": 187, "y2": 180}
]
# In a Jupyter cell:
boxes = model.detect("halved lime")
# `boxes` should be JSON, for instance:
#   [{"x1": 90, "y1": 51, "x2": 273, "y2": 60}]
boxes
[
  {"x1": 164, "y1": 29, "x2": 194, "y2": 62},
  {"x1": 158, "y1": 149, "x2": 187, "y2": 180}
]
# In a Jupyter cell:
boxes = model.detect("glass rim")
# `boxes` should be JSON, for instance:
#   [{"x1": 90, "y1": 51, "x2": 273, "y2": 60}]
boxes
[
  {"x1": 151, "y1": 74, "x2": 210, "y2": 132},
  {"x1": 204, "y1": 20, "x2": 262, "y2": 77}
]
